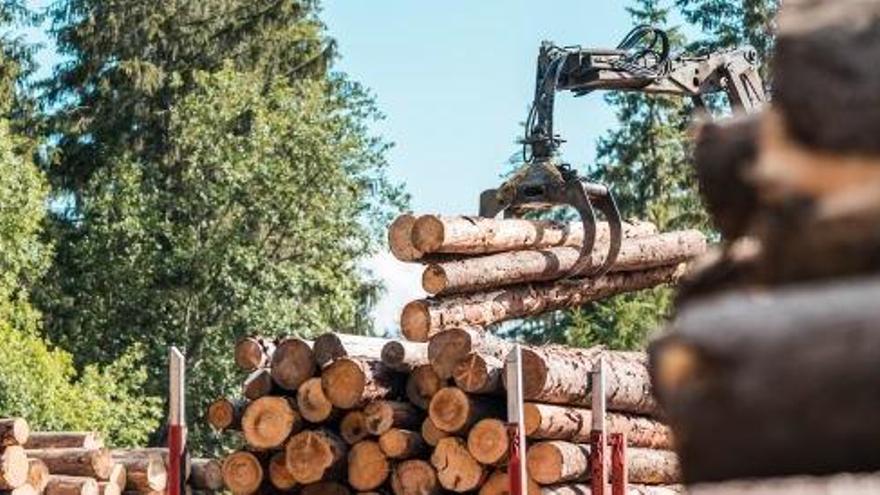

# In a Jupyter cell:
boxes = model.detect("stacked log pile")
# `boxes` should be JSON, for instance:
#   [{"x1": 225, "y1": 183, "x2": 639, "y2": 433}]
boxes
[{"x1": 0, "y1": 418, "x2": 223, "y2": 495}]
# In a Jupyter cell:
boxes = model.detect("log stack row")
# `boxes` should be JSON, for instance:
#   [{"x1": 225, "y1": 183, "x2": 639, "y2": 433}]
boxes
[{"x1": 0, "y1": 418, "x2": 222, "y2": 495}]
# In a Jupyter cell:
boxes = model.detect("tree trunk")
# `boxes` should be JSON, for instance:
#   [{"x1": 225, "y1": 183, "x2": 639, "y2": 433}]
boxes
[
  {"x1": 381, "y1": 340, "x2": 428, "y2": 371},
  {"x1": 267, "y1": 452, "x2": 296, "y2": 491},
  {"x1": 0, "y1": 419, "x2": 29, "y2": 447},
  {"x1": 390, "y1": 460, "x2": 439, "y2": 495},
  {"x1": 523, "y1": 403, "x2": 673, "y2": 449},
  {"x1": 206, "y1": 398, "x2": 246, "y2": 432},
  {"x1": 241, "y1": 396, "x2": 302, "y2": 450},
  {"x1": 242, "y1": 368, "x2": 276, "y2": 401},
  {"x1": 25, "y1": 449, "x2": 112, "y2": 480},
  {"x1": 110, "y1": 454, "x2": 165, "y2": 492},
  {"x1": 466, "y1": 418, "x2": 508, "y2": 466},
  {"x1": 527, "y1": 441, "x2": 680, "y2": 485},
  {"x1": 190, "y1": 458, "x2": 222, "y2": 491},
  {"x1": 321, "y1": 358, "x2": 404, "y2": 409},
  {"x1": 300, "y1": 481, "x2": 352, "y2": 495},
  {"x1": 234, "y1": 336, "x2": 275, "y2": 372},
  {"x1": 411, "y1": 216, "x2": 656, "y2": 256},
  {"x1": 285, "y1": 429, "x2": 347, "y2": 484},
  {"x1": 112, "y1": 448, "x2": 186, "y2": 479},
  {"x1": 0, "y1": 446, "x2": 28, "y2": 490},
  {"x1": 378, "y1": 429, "x2": 428, "y2": 460},
  {"x1": 24, "y1": 433, "x2": 103, "y2": 451},
  {"x1": 428, "y1": 387, "x2": 502, "y2": 435},
  {"x1": 478, "y1": 470, "x2": 540, "y2": 495},
  {"x1": 541, "y1": 484, "x2": 684, "y2": 495},
  {"x1": 340, "y1": 411, "x2": 369, "y2": 445},
  {"x1": 405, "y1": 364, "x2": 445, "y2": 410},
  {"x1": 363, "y1": 401, "x2": 423, "y2": 435},
  {"x1": 97, "y1": 482, "x2": 119, "y2": 495},
  {"x1": 430, "y1": 437, "x2": 486, "y2": 493},
  {"x1": 26, "y1": 459, "x2": 50, "y2": 494},
  {"x1": 297, "y1": 377, "x2": 337, "y2": 424},
  {"x1": 221, "y1": 451, "x2": 263, "y2": 495},
  {"x1": 45, "y1": 477, "x2": 98, "y2": 495},
  {"x1": 453, "y1": 353, "x2": 503, "y2": 395},
  {"x1": 508, "y1": 346, "x2": 658, "y2": 416},
  {"x1": 313, "y1": 333, "x2": 389, "y2": 368},
  {"x1": 403, "y1": 264, "x2": 686, "y2": 341},
  {"x1": 420, "y1": 418, "x2": 449, "y2": 448},
  {"x1": 423, "y1": 231, "x2": 705, "y2": 295},
  {"x1": 270, "y1": 337, "x2": 315, "y2": 391},
  {"x1": 428, "y1": 328, "x2": 512, "y2": 380},
  {"x1": 347, "y1": 441, "x2": 390, "y2": 491},
  {"x1": 650, "y1": 276, "x2": 880, "y2": 482}
]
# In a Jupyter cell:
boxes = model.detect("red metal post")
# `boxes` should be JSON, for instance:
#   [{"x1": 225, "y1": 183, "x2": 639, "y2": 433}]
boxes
[{"x1": 610, "y1": 432, "x2": 628, "y2": 495}]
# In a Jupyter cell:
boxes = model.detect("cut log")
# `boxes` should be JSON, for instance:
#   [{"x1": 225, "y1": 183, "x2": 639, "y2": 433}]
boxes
[
  {"x1": 381, "y1": 340, "x2": 428, "y2": 371},
  {"x1": 221, "y1": 451, "x2": 262, "y2": 495},
  {"x1": 363, "y1": 401, "x2": 423, "y2": 435},
  {"x1": 242, "y1": 368, "x2": 276, "y2": 401},
  {"x1": 650, "y1": 276, "x2": 880, "y2": 482},
  {"x1": 0, "y1": 445, "x2": 28, "y2": 489},
  {"x1": 45, "y1": 476, "x2": 98, "y2": 495},
  {"x1": 0, "y1": 419, "x2": 29, "y2": 447},
  {"x1": 411, "y1": 216, "x2": 656, "y2": 256},
  {"x1": 389, "y1": 214, "x2": 426, "y2": 262},
  {"x1": 479, "y1": 470, "x2": 540, "y2": 495},
  {"x1": 423, "y1": 231, "x2": 705, "y2": 295},
  {"x1": 234, "y1": 336, "x2": 275, "y2": 372},
  {"x1": 340, "y1": 411, "x2": 369, "y2": 445},
  {"x1": 26, "y1": 459, "x2": 50, "y2": 493},
  {"x1": 527, "y1": 441, "x2": 680, "y2": 485},
  {"x1": 541, "y1": 484, "x2": 684, "y2": 495},
  {"x1": 467, "y1": 418, "x2": 508, "y2": 466},
  {"x1": 523, "y1": 403, "x2": 673, "y2": 449},
  {"x1": 206, "y1": 398, "x2": 245, "y2": 431},
  {"x1": 508, "y1": 346, "x2": 658, "y2": 415},
  {"x1": 628, "y1": 448, "x2": 681, "y2": 485},
  {"x1": 453, "y1": 353, "x2": 503, "y2": 395},
  {"x1": 313, "y1": 333, "x2": 389, "y2": 368},
  {"x1": 297, "y1": 377, "x2": 337, "y2": 423},
  {"x1": 390, "y1": 459, "x2": 439, "y2": 495},
  {"x1": 347, "y1": 441, "x2": 390, "y2": 491},
  {"x1": 24, "y1": 432, "x2": 103, "y2": 451},
  {"x1": 270, "y1": 336, "x2": 315, "y2": 391},
  {"x1": 106, "y1": 465, "x2": 125, "y2": 492},
  {"x1": 25, "y1": 449, "x2": 112, "y2": 480},
  {"x1": 110, "y1": 453, "x2": 166, "y2": 492},
  {"x1": 403, "y1": 264, "x2": 686, "y2": 341},
  {"x1": 300, "y1": 481, "x2": 352, "y2": 495},
  {"x1": 430, "y1": 437, "x2": 486, "y2": 493},
  {"x1": 429, "y1": 387, "x2": 502, "y2": 435},
  {"x1": 378, "y1": 429, "x2": 428, "y2": 459},
  {"x1": 267, "y1": 452, "x2": 296, "y2": 491},
  {"x1": 285, "y1": 429, "x2": 347, "y2": 484},
  {"x1": 97, "y1": 482, "x2": 119, "y2": 495},
  {"x1": 241, "y1": 396, "x2": 303, "y2": 450},
  {"x1": 11, "y1": 483, "x2": 37, "y2": 495},
  {"x1": 428, "y1": 328, "x2": 512, "y2": 380},
  {"x1": 190, "y1": 458, "x2": 223, "y2": 491},
  {"x1": 321, "y1": 358, "x2": 404, "y2": 409},
  {"x1": 405, "y1": 364, "x2": 445, "y2": 410},
  {"x1": 111, "y1": 448, "x2": 186, "y2": 479},
  {"x1": 420, "y1": 418, "x2": 449, "y2": 447}
]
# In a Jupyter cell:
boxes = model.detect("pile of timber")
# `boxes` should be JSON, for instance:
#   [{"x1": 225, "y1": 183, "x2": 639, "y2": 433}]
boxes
[
  {"x1": 210, "y1": 332, "x2": 685, "y2": 494},
  {"x1": 0, "y1": 418, "x2": 222, "y2": 495},
  {"x1": 389, "y1": 214, "x2": 706, "y2": 341}
]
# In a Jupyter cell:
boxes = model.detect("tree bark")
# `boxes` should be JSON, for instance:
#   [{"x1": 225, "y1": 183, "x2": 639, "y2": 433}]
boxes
[
  {"x1": 363, "y1": 401, "x2": 423, "y2": 435},
  {"x1": 190, "y1": 458, "x2": 222, "y2": 491},
  {"x1": 507, "y1": 346, "x2": 658, "y2": 416},
  {"x1": 110, "y1": 453, "x2": 165, "y2": 492},
  {"x1": 24, "y1": 433, "x2": 103, "y2": 451},
  {"x1": 221, "y1": 451, "x2": 262, "y2": 495},
  {"x1": 650, "y1": 276, "x2": 880, "y2": 482},
  {"x1": 411, "y1": 216, "x2": 656, "y2": 256},
  {"x1": 0, "y1": 419, "x2": 29, "y2": 447},
  {"x1": 403, "y1": 264, "x2": 686, "y2": 341},
  {"x1": 25, "y1": 449, "x2": 112, "y2": 480},
  {"x1": 242, "y1": 368, "x2": 276, "y2": 401},
  {"x1": 0, "y1": 446, "x2": 28, "y2": 490},
  {"x1": 267, "y1": 452, "x2": 296, "y2": 491},
  {"x1": 234, "y1": 336, "x2": 275, "y2": 372},
  {"x1": 405, "y1": 364, "x2": 445, "y2": 410},
  {"x1": 206, "y1": 398, "x2": 246, "y2": 431},
  {"x1": 628, "y1": 448, "x2": 682, "y2": 485},
  {"x1": 527, "y1": 442, "x2": 680, "y2": 485},
  {"x1": 285, "y1": 429, "x2": 347, "y2": 484},
  {"x1": 466, "y1": 418, "x2": 508, "y2": 466},
  {"x1": 313, "y1": 333, "x2": 389, "y2": 368},
  {"x1": 26, "y1": 459, "x2": 50, "y2": 494},
  {"x1": 381, "y1": 340, "x2": 428, "y2": 372},
  {"x1": 96, "y1": 482, "x2": 119, "y2": 495},
  {"x1": 428, "y1": 387, "x2": 502, "y2": 435},
  {"x1": 420, "y1": 418, "x2": 449, "y2": 448},
  {"x1": 541, "y1": 484, "x2": 683, "y2": 495},
  {"x1": 423, "y1": 231, "x2": 705, "y2": 295},
  {"x1": 297, "y1": 377, "x2": 338, "y2": 424},
  {"x1": 347, "y1": 441, "x2": 390, "y2": 491},
  {"x1": 428, "y1": 328, "x2": 512, "y2": 380},
  {"x1": 453, "y1": 353, "x2": 503, "y2": 395},
  {"x1": 241, "y1": 396, "x2": 303, "y2": 450},
  {"x1": 300, "y1": 481, "x2": 352, "y2": 495},
  {"x1": 45, "y1": 476, "x2": 98, "y2": 495},
  {"x1": 430, "y1": 437, "x2": 486, "y2": 493},
  {"x1": 321, "y1": 358, "x2": 404, "y2": 410},
  {"x1": 478, "y1": 470, "x2": 540, "y2": 495},
  {"x1": 270, "y1": 336, "x2": 315, "y2": 392},
  {"x1": 340, "y1": 411, "x2": 369, "y2": 445},
  {"x1": 390, "y1": 459, "x2": 439, "y2": 495},
  {"x1": 378, "y1": 429, "x2": 428, "y2": 460},
  {"x1": 523, "y1": 403, "x2": 673, "y2": 449}
]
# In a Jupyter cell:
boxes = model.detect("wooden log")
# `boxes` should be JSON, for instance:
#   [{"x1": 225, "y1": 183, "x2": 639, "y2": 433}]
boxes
[
  {"x1": 430, "y1": 437, "x2": 486, "y2": 493},
  {"x1": 241, "y1": 396, "x2": 303, "y2": 450},
  {"x1": 234, "y1": 336, "x2": 275, "y2": 372},
  {"x1": 270, "y1": 336, "x2": 315, "y2": 391},
  {"x1": 378, "y1": 429, "x2": 428, "y2": 460},
  {"x1": 25, "y1": 449, "x2": 112, "y2": 480},
  {"x1": 347, "y1": 441, "x2": 390, "y2": 491},
  {"x1": 429, "y1": 387, "x2": 502, "y2": 435},
  {"x1": 321, "y1": 358, "x2": 404, "y2": 409},
  {"x1": 0, "y1": 419, "x2": 29, "y2": 447},
  {"x1": 340, "y1": 411, "x2": 369, "y2": 445},
  {"x1": 26, "y1": 459, "x2": 50, "y2": 494},
  {"x1": 628, "y1": 449, "x2": 681, "y2": 485},
  {"x1": 428, "y1": 328, "x2": 512, "y2": 380},
  {"x1": 390, "y1": 459, "x2": 439, "y2": 495},
  {"x1": 221, "y1": 451, "x2": 262, "y2": 495},
  {"x1": 267, "y1": 452, "x2": 296, "y2": 491},
  {"x1": 541, "y1": 484, "x2": 684, "y2": 495},
  {"x1": 297, "y1": 377, "x2": 337, "y2": 424},
  {"x1": 45, "y1": 476, "x2": 98, "y2": 495},
  {"x1": 381, "y1": 340, "x2": 428, "y2": 372},
  {"x1": 313, "y1": 332, "x2": 390, "y2": 367},
  {"x1": 650, "y1": 276, "x2": 880, "y2": 482},
  {"x1": 11, "y1": 483, "x2": 37, "y2": 495},
  {"x1": 242, "y1": 368, "x2": 276, "y2": 401},
  {"x1": 109, "y1": 453, "x2": 165, "y2": 492},
  {"x1": 479, "y1": 470, "x2": 540, "y2": 495},
  {"x1": 507, "y1": 346, "x2": 658, "y2": 415},
  {"x1": 527, "y1": 441, "x2": 680, "y2": 485},
  {"x1": 402, "y1": 264, "x2": 686, "y2": 341},
  {"x1": 96, "y1": 482, "x2": 119, "y2": 495},
  {"x1": 411, "y1": 216, "x2": 657, "y2": 256},
  {"x1": 420, "y1": 418, "x2": 449, "y2": 447},
  {"x1": 106, "y1": 465, "x2": 125, "y2": 493},
  {"x1": 24, "y1": 433, "x2": 103, "y2": 451},
  {"x1": 389, "y1": 214, "x2": 426, "y2": 262},
  {"x1": 523, "y1": 403, "x2": 673, "y2": 449},
  {"x1": 405, "y1": 364, "x2": 445, "y2": 410},
  {"x1": 206, "y1": 398, "x2": 245, "y2": 431},
  {"x1": 301, "y1": 481, "x2": 352, "y2": 495},
  {"x1": 0, "y1": 446, "x2": 28, "y2": 489},
  {"x1": 190, "y1": 458, "x2": 223, "y2": 491},
  {"x1": 466, "y1": 419, "x2": 508, "y2": 466},
  {"x1": 453, "y1": 352, "x2": 503, "y2": 395},
  {"x1": 111, "y1": 448, "x2": 187, "y2": 479},
  {"x1": 363, "y1": 401, "x2": 423, "y2": 435},
  {"x1": 285, "y1": 429, "x2": 347, "y2": 484}
]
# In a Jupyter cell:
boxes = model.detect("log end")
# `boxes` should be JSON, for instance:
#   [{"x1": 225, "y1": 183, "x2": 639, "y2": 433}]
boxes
[
  {"x1": 420, "y1": 418, "x2": 449, "y2": 447},
  {"x1": 430, "y1": 437, "x2": 485, "y2": 493},
  {"x1": 340, "y1": 411, "x2": 369, "y2": 445},
  {"x1": 389, "y1": 214, "x2": 424, "y2": 262},
  {"x1": 300, "y1": 481, "x2": 352, "y2": 495},
  {"x1": 268, "y1": 452, "x2": 296, "y2": 491},
  {"x1": 406, "y1": 364, "x2": 444, "y2": 410},
  {"x1": 270, "y1": 337, "x2": 316, "y2": 391},
  {"x1": 321, "y1": 358, "x2": 366, "y2": 410},
  {"x1": 519, "y1": 348, "x2": 548, "y2": 400},
  {"x1": 285, "y1": 430, "x2": 346, "y2": 484},
  {"x1": 221, "y1": 451, "x2": 263, "y2": 495},
  {"x1": 478, "y1": 470, "x2": 541, "y2": 495},
  {"x1": 1, "y1": 418, "x2": 29, "y2": 446},
  {"x1": 522, "y1": 403, "x2": 541, "y2": 437},
  {"x1": 391, "y1": 460, "x2": 438, "y2": 495},
  {"x1": 241, "y1": 396, "x2": 299, "y2": 450},
  {"x1": 313, "y1": 332, "x2": 345, "y2": 367},
  {"x1": 453, "y1": 352, "x2": 494, "y2": 393},
  {"x1": 467, "y1": 418, "x2": 508, "y2": 465},
  {"x1": 525, "y1": 442, "x2": 564, "y2": 485},
  {"x1": 428, "y1": 387, "x2": 470, "y2": 434},
  {"x1": 233, "y1": 337, "x2": 265, "y2": 372},
  {"x1": 297, "y1": 377, "x2": 334, "y2": 423},
  {"x1": 411, "y1": 215, "x2": 445, "y2": 254},
  {"x1": 401, "y1": 301, "x2": 431, "y2": 343},
  {"x1": 421, "y1": 265, "x2": 448, "y2": 295},
  {"x1": 26, "y1": 459, "x2": 49, "y2": 493},
  {"x1": 91, "y1": 449, "x2": 113, "y2": 480},
  {"x1": 347, "y1": 441, "x2": 390, "y2": 492},
  {"x1": 1, "y1": 445, "x2": 28, "y2": 489},
  {"x1": 206, "y1": 399, "x2": 236, "y2": 431},
  {"x1": 363, "y1": 401, "x2": 393, "y2": 436},
  {"x1": 380, "y1": 341, "x2": 406, "y2": 369}
]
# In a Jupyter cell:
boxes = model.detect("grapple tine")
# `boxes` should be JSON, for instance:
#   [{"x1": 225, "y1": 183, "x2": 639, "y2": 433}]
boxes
[
  {"x1": 563, "y1": 181, "x2": 599, "y2": 277},
  {"x1": 592, "y1": 192, "x2": 622, "y2": 275}
]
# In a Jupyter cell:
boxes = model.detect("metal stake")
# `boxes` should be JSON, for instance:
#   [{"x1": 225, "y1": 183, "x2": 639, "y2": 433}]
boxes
[
  {"x1": 168, "y1": 347, "x2": 186, "y2": 495},
  {"x1": 506, "y1": 344, "x2": 528, "y2": 495}
]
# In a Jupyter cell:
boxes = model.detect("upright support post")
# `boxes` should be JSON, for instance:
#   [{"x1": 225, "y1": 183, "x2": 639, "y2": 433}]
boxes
[
  {"x1": 506, "y1": 344, "x2": 528, "y2": 495},
  {"x1": 590, "y1": 357, "x2": 607, "y2": 495},
  {"x1": 610, "y1": 432, "x2": 628, "y2": 495},
  {"x1": 168, "y1": 347, "x2": 187, "y2": 495}
]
